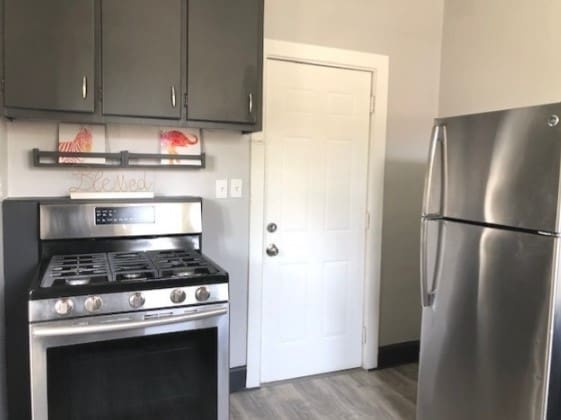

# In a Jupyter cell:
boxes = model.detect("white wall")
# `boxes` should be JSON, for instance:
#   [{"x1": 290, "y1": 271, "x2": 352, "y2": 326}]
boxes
[
  {"x1": 440, "y1": 0, "x2": 561, "y2": 117},
  {"x1": 4, "y1": 121, "x2": 250, "y2": 369},
  {"x1": 265, "y1": 0, "x2": 445, "y2": 345}
]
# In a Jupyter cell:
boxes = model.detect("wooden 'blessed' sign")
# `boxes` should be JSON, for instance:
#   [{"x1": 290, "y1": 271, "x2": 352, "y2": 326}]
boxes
[{"x1": 69, "y1": 171, "x2": 154, "y2": 193}]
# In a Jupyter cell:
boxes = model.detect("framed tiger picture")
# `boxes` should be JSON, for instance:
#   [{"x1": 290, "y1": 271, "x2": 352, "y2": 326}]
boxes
[{"x1": 58, "y1": 124, "x2": 107, "y2": 164}]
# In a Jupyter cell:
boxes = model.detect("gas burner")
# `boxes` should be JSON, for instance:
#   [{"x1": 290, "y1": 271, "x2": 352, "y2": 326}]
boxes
[
  {"x1": 66, "y1": 278, "x2": 91, "y2": 286},
  {"x1": 115, "y1": 271, "x2": 156, "y2": 282},
  {"x1": 174, "y1": 270, "x2": 196, "y2": 277}
]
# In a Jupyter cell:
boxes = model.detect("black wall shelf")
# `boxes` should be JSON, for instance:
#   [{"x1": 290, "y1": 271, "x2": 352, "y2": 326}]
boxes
[{"x1": 32, "y1": 148, "x2": 206, "y2": 169}]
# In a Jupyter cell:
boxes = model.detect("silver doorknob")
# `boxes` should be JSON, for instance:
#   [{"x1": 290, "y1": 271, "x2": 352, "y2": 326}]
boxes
[{"x1": 266, "y1": 244, "x2": 279, "y2": 257}]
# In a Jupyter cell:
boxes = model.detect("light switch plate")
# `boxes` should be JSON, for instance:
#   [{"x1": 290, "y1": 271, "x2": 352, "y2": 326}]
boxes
[
  {"x1": 216, "y1": 179, "x2": 228, "y2": 199},
  {"x1": 230, "y1": 179, "x2": 243, "y2": 198}
]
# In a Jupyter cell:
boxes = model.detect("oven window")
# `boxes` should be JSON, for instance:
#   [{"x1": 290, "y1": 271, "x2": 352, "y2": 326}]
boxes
[{"x1": 47, "y1": 328, "x2": 217, "y2": 420}]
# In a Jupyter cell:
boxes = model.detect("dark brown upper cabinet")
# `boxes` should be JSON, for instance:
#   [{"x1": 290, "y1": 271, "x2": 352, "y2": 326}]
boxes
[
  {"x1": 101, "y1": 0, "x2": 183, "y2": 119},
  {"x1": 4, "y1": 0, "x2": 95, "y2": 113},
  {"x1": 2, "y1": 0, "x2": 263, "y2": 131},
  {"x1": 187, "y1": 0, "x2": 263, "y2": 129}
]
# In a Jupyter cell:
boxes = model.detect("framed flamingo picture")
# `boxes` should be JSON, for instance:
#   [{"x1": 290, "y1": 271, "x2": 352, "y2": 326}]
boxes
[
  {"x1": 159, "y1": 128, "x2": 202, "y2": 165},
  {"x1": 58, "y1": 124, "x2": 106, "y2": 164}
]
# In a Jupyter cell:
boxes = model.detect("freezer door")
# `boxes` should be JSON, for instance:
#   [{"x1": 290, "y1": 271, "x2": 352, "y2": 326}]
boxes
[
  {"x1": 418, "y1": 219, "x2": 558, "y2": 420},
  {"x1": 423, "y1": 103, "x2": 561, "y2": 232}
]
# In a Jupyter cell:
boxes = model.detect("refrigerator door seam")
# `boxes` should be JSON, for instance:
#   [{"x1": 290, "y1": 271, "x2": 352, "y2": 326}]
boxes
[{"x1": 440, "y1": 216, "x2": 561, "y2": 237}]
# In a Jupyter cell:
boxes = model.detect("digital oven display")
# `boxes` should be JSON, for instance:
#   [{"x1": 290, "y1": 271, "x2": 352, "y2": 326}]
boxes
[{"x1": 95, "y1": 206, "x2": 156, "y2": 225}]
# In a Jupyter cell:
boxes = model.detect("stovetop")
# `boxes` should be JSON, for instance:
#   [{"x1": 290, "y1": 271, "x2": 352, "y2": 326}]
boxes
[{"x1": 30, "y1": 249, "x2": 228, "y2": 300}]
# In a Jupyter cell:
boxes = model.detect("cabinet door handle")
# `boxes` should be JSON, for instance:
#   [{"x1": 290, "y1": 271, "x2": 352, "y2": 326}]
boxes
[
  {"x1": 249, "y1": 92, "x2": 253, "y2": 114},
  {"x1": 171, "y1": 86, "x2": 177, "y2": 108},
  {"x1": 82, "y1": 76, "x2": 87, "y2": 99}
]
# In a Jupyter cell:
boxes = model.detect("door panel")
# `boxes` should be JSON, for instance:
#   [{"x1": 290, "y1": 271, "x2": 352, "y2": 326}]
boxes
[
  {"x1": 4, "y1": 0, "x2": 95, "y2": 112},
  {"x1": 436, "y1": 103, "x2": 561, "y2": 232},
  {"x1": 187, "y1": 0, "x2": 262, "y2": 124},
  {"x1": 261, "y1": 60, "x2": 372, "y2": 382},
  {"x1": 101, "y1": 0, "x2": 182, "y2": 119},
  {"x1": 418, "y1": 219, "x2": 556, "y2": 420}
]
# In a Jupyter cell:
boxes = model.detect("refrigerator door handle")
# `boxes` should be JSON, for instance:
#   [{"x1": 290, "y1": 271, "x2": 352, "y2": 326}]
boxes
[
  {"x1": 420, "y1": 219, "x2": 431, "y2": 307},
  {"x1": 420, "y1": 219, "x2": 443, "y2": 307},
  {"x1": 422, "y1": 124, "x2": 446, "y2": 217}
]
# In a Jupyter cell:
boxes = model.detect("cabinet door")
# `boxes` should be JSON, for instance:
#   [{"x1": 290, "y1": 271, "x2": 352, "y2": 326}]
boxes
[
  {"x1": 101, "y1": 0, "x2": 182, "y2": 119},
  {"x1": 4, "y1": 0, "x2": 95, "y2": 112},
  {"x1": 188, "y1": 0, "x2": 263, "y2": 125}
]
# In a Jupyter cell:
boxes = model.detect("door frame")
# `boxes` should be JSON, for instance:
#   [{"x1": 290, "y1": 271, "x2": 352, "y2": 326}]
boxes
[{"x1": 247, "y1": 39, "x2": 389, "y2": 388}]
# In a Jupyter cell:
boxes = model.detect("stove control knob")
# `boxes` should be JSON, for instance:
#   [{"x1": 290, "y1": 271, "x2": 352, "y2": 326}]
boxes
[
  {"x1": 84, "y1": 296, "x2": 103, "y2": 313},
  {"x1": 170, "y1": 289, "x2": 186, "y2": 304},
  {"x1": 195, "y1": 287, "x2": 211, "y2": 302},
  {"x1": 129, "y1": 292, "x2": 146, "y2": 309},
  {"x1": 54, "y1": 298, "x2": 74, "y2": 316}
]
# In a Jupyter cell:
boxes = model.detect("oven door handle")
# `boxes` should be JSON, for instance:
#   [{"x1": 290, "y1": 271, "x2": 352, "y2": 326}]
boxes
[{"x1": 31, "y1": 307, "x2": 228, "y2": 338}]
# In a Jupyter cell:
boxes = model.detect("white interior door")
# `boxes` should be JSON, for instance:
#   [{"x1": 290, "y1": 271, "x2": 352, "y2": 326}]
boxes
[{"x1": 261, "y1": 59, "x2": 373, "y2": 382}]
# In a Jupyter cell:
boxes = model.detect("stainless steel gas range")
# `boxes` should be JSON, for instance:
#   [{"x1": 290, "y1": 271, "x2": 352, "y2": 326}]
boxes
[{"x1": 3, "y1": 197, "x2": 229, "y2": 420}]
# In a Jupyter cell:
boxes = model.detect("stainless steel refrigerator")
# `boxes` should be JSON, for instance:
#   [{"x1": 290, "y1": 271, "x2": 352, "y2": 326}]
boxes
[{"x1": 417, "y1": 103, "x2": 561, "y2": 420}]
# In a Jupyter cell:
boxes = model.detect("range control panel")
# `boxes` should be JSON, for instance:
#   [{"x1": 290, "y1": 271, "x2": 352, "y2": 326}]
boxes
[{"x1": 95, "y1": 206, "x2": 156, "y2": 225}]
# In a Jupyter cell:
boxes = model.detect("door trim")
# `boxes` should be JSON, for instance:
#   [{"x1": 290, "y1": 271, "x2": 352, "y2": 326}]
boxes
[{"x1": 247, "y1": 39, "x2": 389, "y2": 387}]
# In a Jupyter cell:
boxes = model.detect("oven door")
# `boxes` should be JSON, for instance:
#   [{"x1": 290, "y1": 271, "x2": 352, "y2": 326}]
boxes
[{"x1": 29, "y1": 303, "x2": 229, "y2": 420}]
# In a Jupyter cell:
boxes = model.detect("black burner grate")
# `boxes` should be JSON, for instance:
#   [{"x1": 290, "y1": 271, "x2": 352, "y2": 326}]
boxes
[
  {"x1": 42, "y1": 254, "x2": 110, "y2": 287},
  {"x1": 107, "y1": 252, "x2": 158, "y2": 282},
  {"x1": 41, "y1": 249, "x2": 218, "y2": 288},
  {"x1": 148, "y1": 250, "x2": 217, "y2": 278}
]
